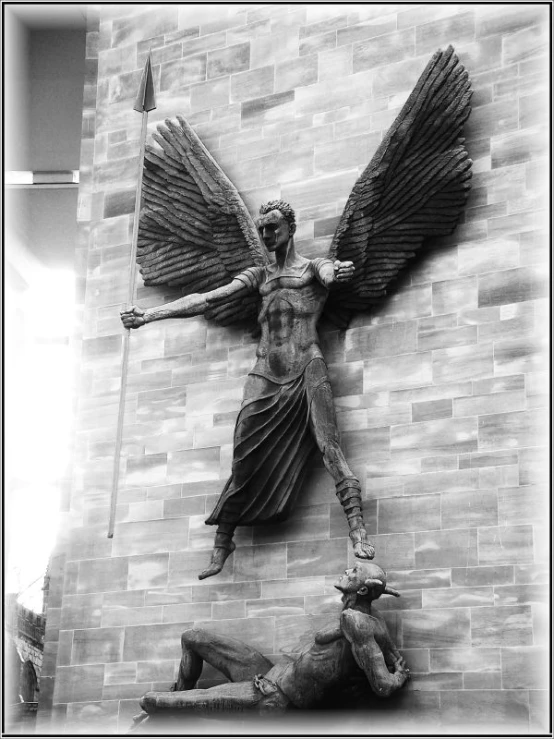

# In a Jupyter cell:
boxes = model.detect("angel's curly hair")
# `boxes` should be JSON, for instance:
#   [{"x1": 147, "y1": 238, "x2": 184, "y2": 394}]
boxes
[{"x1": 259, "y1": 200, "x2": 296, "y2": 227}]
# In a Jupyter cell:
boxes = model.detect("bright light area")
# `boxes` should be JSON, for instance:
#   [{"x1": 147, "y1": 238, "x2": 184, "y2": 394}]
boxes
[{"x1": 5, "y1": 265, "x2": 76, "y2": 612}]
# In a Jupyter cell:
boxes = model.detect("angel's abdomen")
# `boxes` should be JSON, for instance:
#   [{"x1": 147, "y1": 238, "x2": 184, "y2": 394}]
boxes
[{"x1": 253, "y1": 285, "x2": 327, "y2": 381}]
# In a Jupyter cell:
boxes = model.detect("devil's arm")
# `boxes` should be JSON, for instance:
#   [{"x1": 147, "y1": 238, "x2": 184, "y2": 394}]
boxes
[
  {"x1": 340, "y1": 609, "x2": 408, "y2": 698},
  {"x1": 143, "y1": 267, "x2": 262, "y2": 324}
]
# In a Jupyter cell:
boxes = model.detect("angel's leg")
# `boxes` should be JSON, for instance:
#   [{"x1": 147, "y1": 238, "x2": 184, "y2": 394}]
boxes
[
  {"x1": 198, "y1": 519, "x2": 236, "y2": 580},
  {"x1": 306, "y1": 362, "x2": 375, "y2": 560},
  {"x1": 200, "y1": 375, "x2": 273, "y2": 580}
]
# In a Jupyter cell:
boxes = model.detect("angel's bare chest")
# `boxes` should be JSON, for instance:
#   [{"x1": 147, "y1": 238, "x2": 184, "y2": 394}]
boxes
[{"x1": 259, "y1": 275, "x2": 328, "y2": 320}]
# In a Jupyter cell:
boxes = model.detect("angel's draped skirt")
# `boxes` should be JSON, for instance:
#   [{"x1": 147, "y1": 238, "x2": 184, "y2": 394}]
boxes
[{"x1": 204, "y1": 360, "x2": 323, "y2": 527}]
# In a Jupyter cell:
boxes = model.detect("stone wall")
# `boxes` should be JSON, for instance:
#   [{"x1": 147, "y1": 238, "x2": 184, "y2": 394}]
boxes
[{"x1": 38, "y1": 4, "x2": 549, "y2": 734}]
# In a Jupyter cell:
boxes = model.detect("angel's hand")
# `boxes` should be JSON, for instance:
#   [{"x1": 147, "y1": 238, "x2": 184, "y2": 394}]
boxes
[
  {"x1": 333, "y1": 260, "x2": 355, "y2": 283},
  {"x1": 120, "y1": 305, "x2": 146, "y2": 329}
]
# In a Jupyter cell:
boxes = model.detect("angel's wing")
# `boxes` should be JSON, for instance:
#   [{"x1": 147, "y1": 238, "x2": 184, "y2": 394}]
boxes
[
  {"x1": 137, "y1": 115, "x2": 268, "y2": 325},
  {"x1": 326, "y1": 45, "x2": 472, "y2": 327}
]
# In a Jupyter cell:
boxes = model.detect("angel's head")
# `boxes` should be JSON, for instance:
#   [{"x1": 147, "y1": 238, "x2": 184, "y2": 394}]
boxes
[{"x1": 257, "y1": 200, "x2": 296, "y2": 252}]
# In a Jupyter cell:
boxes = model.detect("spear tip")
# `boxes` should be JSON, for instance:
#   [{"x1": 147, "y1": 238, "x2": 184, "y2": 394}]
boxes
[{"x1": 133, "y1": 53, "x2": 157, "y2": 113}]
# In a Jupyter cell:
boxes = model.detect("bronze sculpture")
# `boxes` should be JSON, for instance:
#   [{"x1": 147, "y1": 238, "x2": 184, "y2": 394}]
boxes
[
  {"x1": 121, "y1": 46, "x2": 472, "y2": 579},
  {"x1": 134, "y1": 562, "x2": 409, "y2": 720}
]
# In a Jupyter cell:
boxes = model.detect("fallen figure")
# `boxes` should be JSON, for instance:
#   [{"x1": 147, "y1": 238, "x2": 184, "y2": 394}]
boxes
[{"x1": 133, "y1": 562, "x2": 409, "y2": 725}]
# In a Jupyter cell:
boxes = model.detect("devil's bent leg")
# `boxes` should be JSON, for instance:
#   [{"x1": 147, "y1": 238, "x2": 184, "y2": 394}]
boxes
[{"x1": 177, "y1": 628, "x2": 273, "y2": 690}]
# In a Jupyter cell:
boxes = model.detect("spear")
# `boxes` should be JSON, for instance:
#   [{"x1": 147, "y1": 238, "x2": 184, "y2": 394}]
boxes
[{"x1": 108, "y1": 54, "x2": 157, "y2": 538}]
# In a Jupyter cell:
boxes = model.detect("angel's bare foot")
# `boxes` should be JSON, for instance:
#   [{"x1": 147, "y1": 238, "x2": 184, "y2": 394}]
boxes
[
  {"x1": 350, "y1": 527, "x2": 375, "y2": 559},
  {"x1": 198, "y1": 541, "x2": 236, "y2": 580}
]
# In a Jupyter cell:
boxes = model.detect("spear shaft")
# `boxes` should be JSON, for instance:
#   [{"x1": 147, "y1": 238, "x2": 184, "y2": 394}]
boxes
[{"x1": 108, "y1": 56, "x2": 156, "y2": 538}]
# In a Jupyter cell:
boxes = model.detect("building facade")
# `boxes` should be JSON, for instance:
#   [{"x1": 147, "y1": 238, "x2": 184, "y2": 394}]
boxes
[{"x1": 37, "y1": 4, "x2": 549, "y2": 734}]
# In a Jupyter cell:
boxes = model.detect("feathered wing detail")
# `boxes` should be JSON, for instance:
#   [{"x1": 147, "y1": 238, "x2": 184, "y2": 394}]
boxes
[
  {"x1": 137, "y1": 115, "x2": 268, "y2": 325},
  {"x1": 326, "y1": 46, "x2": 472, "y2": 327}
]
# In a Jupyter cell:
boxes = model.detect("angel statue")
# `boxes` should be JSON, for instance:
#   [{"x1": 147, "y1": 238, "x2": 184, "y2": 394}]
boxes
[{"x1": 121, "y1": 46, "x2": 472, "y2": 580}]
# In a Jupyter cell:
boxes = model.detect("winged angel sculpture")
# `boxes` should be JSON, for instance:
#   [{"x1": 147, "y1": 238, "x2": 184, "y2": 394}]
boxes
[{"x1": 122, "y1": 46, "x2": 472, "y2": 580}]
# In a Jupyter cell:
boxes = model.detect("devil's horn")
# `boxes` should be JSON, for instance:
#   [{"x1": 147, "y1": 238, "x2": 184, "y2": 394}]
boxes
[{"x1": 383, "y1": 585, "x2": 400, "y2": 598}]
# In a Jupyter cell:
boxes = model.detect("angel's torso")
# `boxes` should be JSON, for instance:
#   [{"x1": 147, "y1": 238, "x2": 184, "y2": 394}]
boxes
[{"x1": 250, "y1": 259, "x2": 329, "y2": 383}]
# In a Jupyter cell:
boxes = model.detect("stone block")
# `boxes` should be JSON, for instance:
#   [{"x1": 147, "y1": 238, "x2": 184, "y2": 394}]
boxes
[
  {"x1": 315, "y1": 132, "x2": 381, "y2": 174},
  {"x1": 299, "y1": 31, "x2": 336, "y2": 57},
  {"x1": 207, "y1": 43, "x2": 249, "y2": 79},
  {"x1": 418, "y1": 324, "x2": 477, "y2": 352},
  {"x1": 61, "y1": 593, "x2": 103, "y2": 630},
  {"x1": 491, "y1": 128, "x2": 547, "y2": 169},
  {"x1": 494, "y1": 337, "x2": 547, "y2": 376},
  {"x1": 341, "y1": 426, "x2": 390, "y2": 461},
  {"x1": 194, "y1": 617, "x2": 275, "y2": 653},
  {"x1": 300, "y1": 13, "x2": 348, "y2": 39},
  {"x1": 412, "y1": 399, "x2": 452, "y2": 423},
  {"x1": 346, "y1": 321, "x2": 417, "y2": 362},
  {"x1": 387, "y1": 568, "x2": 451, "y2": 591},
  {"x1": 241, "y1": 90, "x2": 295, "y2": 128},
  {"x1": 471, "y1": 605, "x2": 533, "y2": 647},
  {"x1": 167, "y1": 447, "x2": 221, "y2": 484},
  {"x1": 337, "y1": 16, "x2": 396, "y2": 46},
  {"x1": 71, "y1": 627, "x2": 124, "y2": 665},
  {"x1": 230, "y1": 65, "x2": 274, "y2": 103},
  {"x1": 493, "y1": 583, "x2": 549, "y2": 608},
  {"x1": 103, "y1": 662, "x2": 137, "y2": 686},
  {"x1": 415, "y1": 529, "x2": 478, "y2": 569},
  {"x1": 163, "y1": 497, "x2": 205, "y2": 518},
  {"x1": 479, "y1": 314, "x2": 535, "y2": 343},
  {"x1": 354, "y1": 28, "x2": 415, "y2": 72},
  {"x1": 160, "y1": 54, "x2": 207, "y2": 90},
  {"x1": 498, "y1": 485, "x2": 547, "y2": 527},
  {"x1": 432, "y1": 276, "x2": 477, "y2": 315},
  {"x1": 136, "y1": 659, "x2": 178, "y2": 683},
  {"x1": 503, "y1": 23, "x2": 549, "y2": 65},
  {"x1": 529, "y1": 689, "x2": 550, "y2": 733},
  {"x1": 191, "y1": 580, "x2": 260, "y2": 603},
  {"x1": 123, "y1": 622, "x2": 185, "y2": 661},
  {"x1": 253, "y1": 504, "x2": 330, "y2": 546},
  {"x1": 190, "y1": 77, "x2": 230, "y2": 112},
  {"x1": 162, "y1": 602, "x2": 212, "y2": 623},
  {"x1": 112, "y1": 518, "x2": 188, "y2": 557},
  {"x1": 54, "y1": 664, "x2": 105, "y2": 703},
  {"x1": 401, "y1": 608, "x2": 470, "y2": 648},
  {"x1": 364, "y1": 352, "x2": 432, "y2": 392},
  {"x1": 112, "y1": 8, "x2": 178, "y2": 46},
  {"x1": 478, "y1": 525, "x2": 534, "y2": 565},
  {"x1": 433, "y1": 343, "x2": 493, "y2": 384},
  {"x1": 246, "y1": 597, "x2": 305, "y2": 618},
  {"x1": 76, "y1": 557, "x2": 128, "y2": 594},
  {"x1": 439, "y1": 689, "x2": 529, "y2": 730},
  {"x1": 441, "y1": 488, "x2": 498, "y2": 529},
  {"x1": 102, "y1": 605, "x2": 163, "y2": 628},
  {"x1": 423, "y1": 585, "x2": 493, "y2": 610},
  {"x1": 430, "y1": 646, "x2": 500, "y2": 672},
  {"x1": 127, "y1": 553, "x2": 169, "y2": 590},
  {"x1": 478, "y1": 408, "x2": 544, "y2": 451},
  {"x1": 378, "y1": 494, "x2": 441, "y2": 534},
  {"x1": 479, "y1": 266, "x2": 548, "y2": 308},
  {"x1": 287, "y1": 538, "x2": 348, "y2": 578},
  {"x1": 391, "y1": 417, "x2": 478, "y2": 457},
  {"x1": 458, "y1": 237, "x2": 519, "y2": 276},
  {"x1": 476, "y1": 5, "x2": 548, "y2": 37},
  {"x1": 519, "y1": 446, "x2": 549, "y2": 486},
  {"x1": 233, "y1": 543, "x2": 287, "y2": 581},
  {"x1": 367, "y1": 533, "x2": 415, "y2": 570}
]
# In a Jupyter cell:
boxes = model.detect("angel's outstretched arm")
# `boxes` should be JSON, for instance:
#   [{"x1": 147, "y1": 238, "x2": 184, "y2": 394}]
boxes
[{"x1": 121, "y1": 275, "x2": 254, "y2": 329}]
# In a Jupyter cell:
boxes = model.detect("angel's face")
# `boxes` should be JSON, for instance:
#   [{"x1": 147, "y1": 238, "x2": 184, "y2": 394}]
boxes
[{"x1": 257, "y1": 210, "x2": 292, "y2": 252}]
